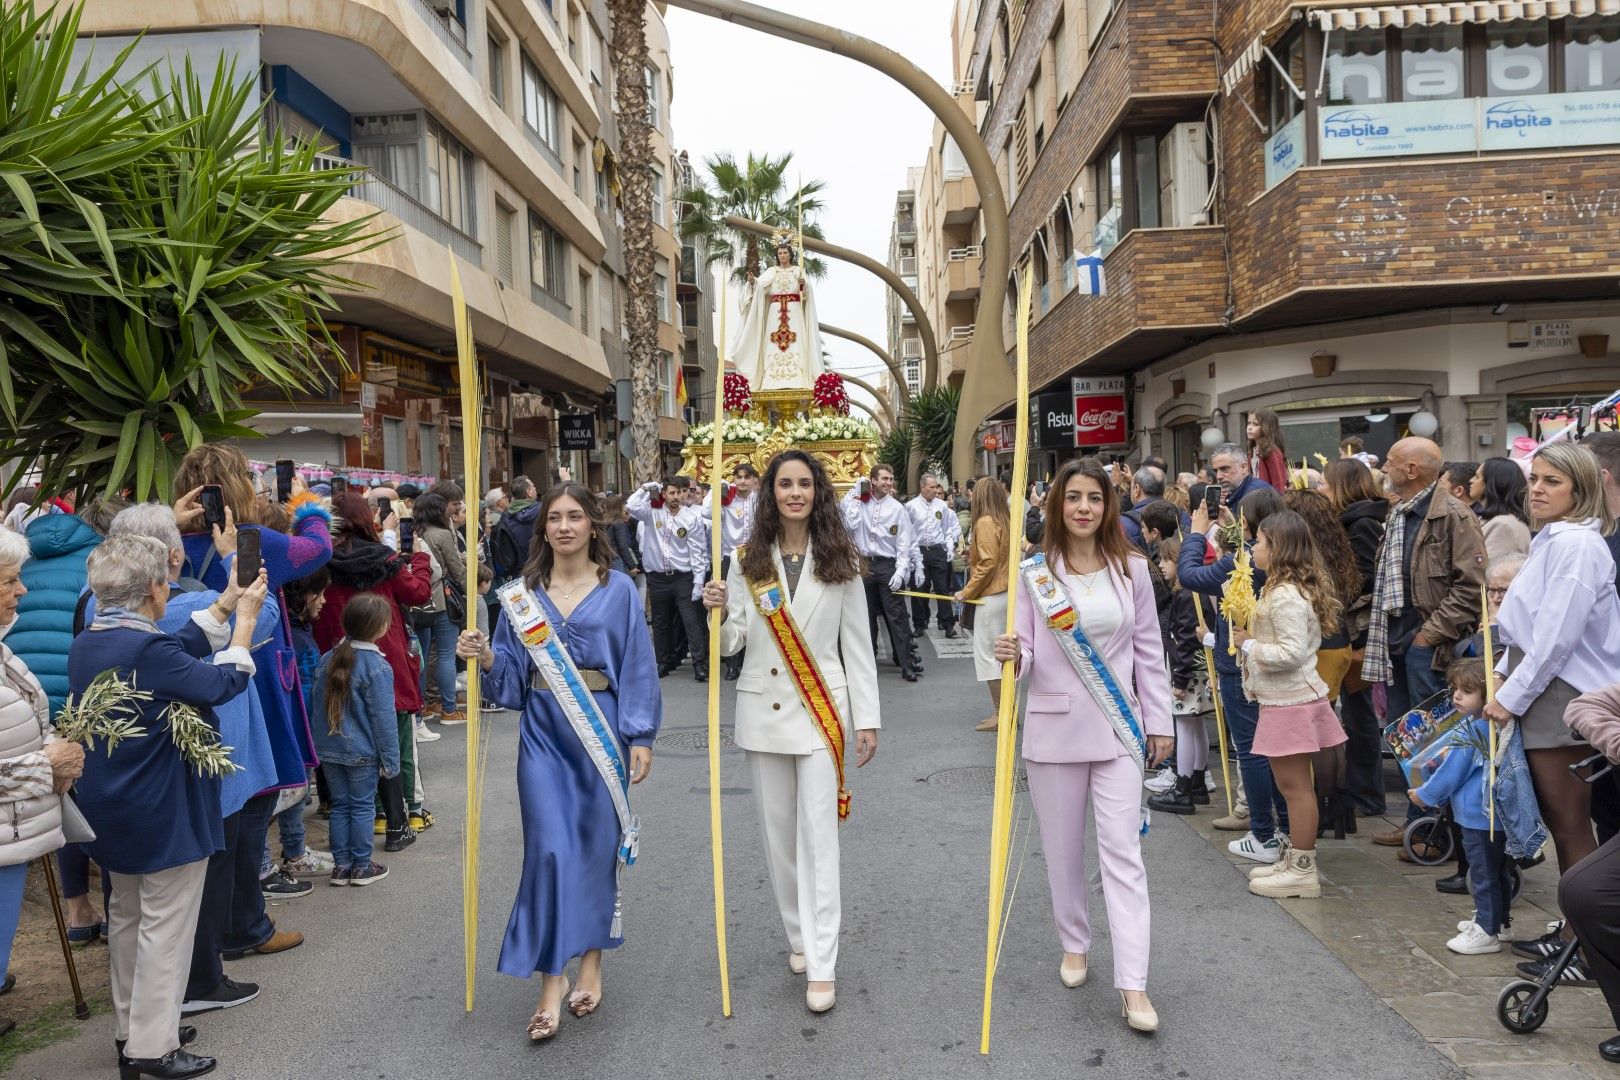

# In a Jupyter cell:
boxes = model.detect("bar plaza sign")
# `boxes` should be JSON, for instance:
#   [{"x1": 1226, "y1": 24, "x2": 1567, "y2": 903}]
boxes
[{"x1": 1071, "y1": 377, "x2": 1127, "y2": 449}]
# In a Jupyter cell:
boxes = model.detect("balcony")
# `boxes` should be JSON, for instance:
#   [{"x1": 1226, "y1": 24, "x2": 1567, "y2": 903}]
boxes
[
  {"x1": 943, "y1": 174, "x2": 979, "y2": 225},
  {"x1": 945, "y1": 245, "x2": 983, "y2": 301},
  {"x1": 410, "y1": 0, "x2": 472, "y2": 69},
  {"x1": 1025, "y1": 226, "x2": 1227, "y2": 388},
  {"x1": 897, "y1": 255, "x2": 918, "y2": 276},
  {"x1": 315, "y1": 152, "x2": 482, "y2": 267},
  {"x1": 896, "y1": 214, "x2": 916, "y2": 239},
  {"x1": 946, "y1": 325, "x2": 975, "y2": 347},
  {"x1": 530, "y1": 281, "x2": 572, "y2": 323}
]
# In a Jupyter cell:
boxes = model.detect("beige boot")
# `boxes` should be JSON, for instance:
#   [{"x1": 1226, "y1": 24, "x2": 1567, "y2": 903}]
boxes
[
  {"x1": 1249, "y1": 847, "x2": 1321, "y2": 899},
  {"x1": 1249, "y1": 837, "x2": 1291, "y2": 880}
]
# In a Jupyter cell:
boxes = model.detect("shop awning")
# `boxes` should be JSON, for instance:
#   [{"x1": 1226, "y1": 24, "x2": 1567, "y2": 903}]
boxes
[
  {"x1": 243, "y1": 409, "x2": 363, "y2": 437},
  {"x1": 1221, "y1": 37, "x2": 1266, "y2": 95},
  {"x1": 1310, "y1": 1, "x2": 1620, "y2": 30}
]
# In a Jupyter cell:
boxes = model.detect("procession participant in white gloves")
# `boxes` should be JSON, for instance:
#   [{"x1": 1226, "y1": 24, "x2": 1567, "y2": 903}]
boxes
[
  {"x1": 841, "y1": 465, "x2": 921, "y2": 681},
  {"x1": 627, "y1": 476, "x2": 710, "y2": 682}
]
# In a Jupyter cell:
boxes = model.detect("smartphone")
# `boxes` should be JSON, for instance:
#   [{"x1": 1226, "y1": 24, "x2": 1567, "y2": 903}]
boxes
[
  {"x1": 275, "y1": 459, "x2": 294, "y2": 504},
  {"x1": 398, "y1": 518, "x2": 415, "y2": 552},
  {"x1": 1033, "y1": 480, "x2": 1048, "y2": 499},
  {"x1": 330, "y1": 476, "x2": 348, "y2": 501},
  {"x1": 1188, "y1": 483, "x2": 1207, "y2": 514},
  {"x1": 1210, "y1": 483, "x2": 1226, "y2": 515},
  {"x1": 377, "y1": 497, "x2": 393, "y2": 523},
  {"x1": 199, "y1": 485, "x2": 226, "y2": 531},
  {"x1": 236, "y1": 527, "x2": 262, "y2": 588},
  {"x1": 859, "y1": 479, "x2": 870, "y2": 497}
]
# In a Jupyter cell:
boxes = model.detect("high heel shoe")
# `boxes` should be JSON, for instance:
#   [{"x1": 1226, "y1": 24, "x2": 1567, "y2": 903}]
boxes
[
  {"x1": 1121, "y1": 991, "x2": 1159, "y2": 1033},
  {"x1": 1059, "y1": 956, "x2": 1088, "y2": 988},
  {"x1": 118, "y1": 1048, "x2": 216, "y2": 1080},
  {"x1": 806, "y1": 985, "x2": 836, "y2": 1013},
  {"x1": 788, "y1": 952, "x2": 807, "y2": 975}
]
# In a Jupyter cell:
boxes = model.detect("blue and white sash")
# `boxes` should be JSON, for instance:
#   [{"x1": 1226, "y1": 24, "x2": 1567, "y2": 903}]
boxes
[
  {"x1": 1020, "y1": 553, "x2": 1150, "y2": 836},
  {"x1": 497, "y1": 579, "x2": 639, "y2": 938}
]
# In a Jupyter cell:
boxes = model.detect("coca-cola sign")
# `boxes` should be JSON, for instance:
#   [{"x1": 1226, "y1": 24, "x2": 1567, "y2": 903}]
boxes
[{"x1": 1071, "y1": 377, "x2": 1128, "y2": 448}]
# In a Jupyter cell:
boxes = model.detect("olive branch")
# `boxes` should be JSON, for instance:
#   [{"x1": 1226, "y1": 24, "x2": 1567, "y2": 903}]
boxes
[{"x1": 54, "y1": 671, "x2": 242, "y2": 778}]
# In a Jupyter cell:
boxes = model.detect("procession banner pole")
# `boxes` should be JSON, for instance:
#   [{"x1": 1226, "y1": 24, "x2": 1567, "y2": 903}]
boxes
[
  {"x1": 1192, "y1": 594, "x2": 1235, "y2": 816},
  {"x1": 449, "y1": 251, "x2": 484, "y2": 1013},
  {"x1": 707, "y1": 270, "x2": 733, "y2": 1018},
  {"x1": 980, "y1": 264, "x2": 1033, "y2": 1056},
  {"x1": 1482, "y1": 587, "x2": 1497, "y2": 837}
]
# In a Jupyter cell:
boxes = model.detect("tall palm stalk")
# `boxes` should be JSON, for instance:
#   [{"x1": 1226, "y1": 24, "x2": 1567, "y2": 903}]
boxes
[{"x1": 676, "y1": 151, "x2": 827, "y2": 286}]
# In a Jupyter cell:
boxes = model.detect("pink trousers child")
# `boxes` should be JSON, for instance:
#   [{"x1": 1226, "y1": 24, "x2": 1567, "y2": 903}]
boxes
[{"x1": 1026, "y1": 755, "x2": 1152, "y2": 991}]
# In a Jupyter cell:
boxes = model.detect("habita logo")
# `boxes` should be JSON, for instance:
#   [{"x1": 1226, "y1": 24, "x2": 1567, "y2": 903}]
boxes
[
  {"x1": 1485, "y1": 101, "x2": 1552, "y2": 136},
  {"x1": 1271, "y1": 136, "x2": 1295, "y2": 165},
  {"x1": 1322, "y1": 109, "x2": 1389, "y2": 140},
  {"x1": 1077, "y1": 408, "x2": 1125, "y2": 432}
]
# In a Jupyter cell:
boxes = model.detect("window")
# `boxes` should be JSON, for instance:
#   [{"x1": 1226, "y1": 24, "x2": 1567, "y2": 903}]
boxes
[
  {"x1": 590, "y1": 29, "x2": 607, "y2": 86},
  {"x1": 521, "y1": 53, "x2": 561, "y2": 154},
  {"x1": 1131, "y1": 134, "x2": 1160, "y2": 230},
  {"x1": 1093, "y1": 139, "x2": 1122, "y2": 252},
  {"x1": 1486, "y1": 21, "x2": 1550, "y2": 97},
  {"x1": 658, "y1": 350, "x2": 676, "y2": 416},
  {"x1": 1267, "y1": 29, "x2": 1307, "y2": 130},
  {"x1": 651, "y1": 166, "x2": 665, "y2": 227},
  {"x1": 423, "y1": 118, "x2": 476, "y2": 236},
  {"x1": 645, "y1": 64, "x2": 662, "y2": 129},
  {"x1": 495, "y1": 200, "x2": 515, "y2": 285},
  {"x1": 1566, "y1": 16, "x2": 1620, "y2": 92},
  {"x1": 595, "y1": 162, "x2": 609, "y2": 209},
  {"x1": 488, "y1": 32, "x2": 506, "y2": 107},
  {"x1": 572, "y1": 137, "x2": 586, "y2": 197},
  {"x1": 1400, "y1": 25, "x2": 1465, "y2": 100},
  {"x1": 578, "y1": 269, "x2": 592, "y2": 332},
  {"x1": 528, "y1": 208, "x2": 567, "y2": 301},
  {"x1": 567, "y1": 3, "x2": 582, "y2": 63},
  {"x1": 1327, "y1": 27, "x2": 1389, "y2": 105},
  {"x1": 654, "y1": 256, "x2": 670, "y2": 322}
]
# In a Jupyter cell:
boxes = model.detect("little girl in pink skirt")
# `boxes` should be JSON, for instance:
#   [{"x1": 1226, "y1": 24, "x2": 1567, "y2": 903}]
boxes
[{"x1": 1231, "y1": 509, "x2": 1347, "y2": 899}]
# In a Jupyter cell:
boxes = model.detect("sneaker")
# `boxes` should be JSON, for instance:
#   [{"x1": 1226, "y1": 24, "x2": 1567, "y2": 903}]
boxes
[
  {"x1": 421, "y1": 702, "x2": 442, "y2": 720},
  {"x1": 1448, "y1": 922, "x2": 1502, "y2": 955},
  {"x1": 349, "y1": 860, "x2": 389, "y2": 886},
  {"x1": 1229, "y1": 833, "x2": 1281, "y2": 864},
  {"x1": 181, "y1": 978, "x2": 260, "y2": 1016},
  {"x1": 282, "y1": 849, "x2": 335, "y2": 877},
  {"x1": 1512, "y1": 921, "x2": 1568, "y2": 959},
  {"x1": 260, "y1": 868, "x2": 314, "y2": 900},
  {"x1": 415, "y1": 720, "x2": 442, "y2": 743},
  {"x1": 438, "y1": 710, "x2": 467, "y2": 726},
  {"x1": 329, "y1": 866, "x2": 352, "y2": 887},
  {"x1": 384, "y1": 827, "x2": 417, "y2": 853},
  {"x1": 1144, "y1": 766, "x2": 1177, "y2": 795},
  {"x1": 1516, "y1": 951, "x2": 1595, "y2": 986}
]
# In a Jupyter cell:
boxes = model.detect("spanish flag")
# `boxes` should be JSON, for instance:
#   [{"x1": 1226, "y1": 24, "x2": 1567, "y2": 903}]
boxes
[{"x1": 675, "y1": 365, "x2": 688, "y2": 410}]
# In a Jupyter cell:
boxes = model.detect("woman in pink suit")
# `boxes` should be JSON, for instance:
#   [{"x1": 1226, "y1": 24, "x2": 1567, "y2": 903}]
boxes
[{"x1": 995, "y1": 456, "x2": 1174, "y2": 1033}]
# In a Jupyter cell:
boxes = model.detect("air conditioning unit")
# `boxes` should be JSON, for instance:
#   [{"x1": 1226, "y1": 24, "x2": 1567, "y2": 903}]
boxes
[
  {"x1": 427, "y1": 0, "x2": 457, "y2": 13},
  {"x1": 1158, "y1": 122, "x2": 1211, "y2": 229}
]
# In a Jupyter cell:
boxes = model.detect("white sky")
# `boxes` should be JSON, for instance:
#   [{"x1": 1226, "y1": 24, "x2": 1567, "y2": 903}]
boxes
[{"x1": 666, "y1": 1, "x2": 956, "y2": 416}]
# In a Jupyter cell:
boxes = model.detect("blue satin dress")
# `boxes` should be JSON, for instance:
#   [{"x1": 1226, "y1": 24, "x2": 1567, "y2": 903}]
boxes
[{"x1": 483, "y1": 570, "x2": 661, "y2": 977}]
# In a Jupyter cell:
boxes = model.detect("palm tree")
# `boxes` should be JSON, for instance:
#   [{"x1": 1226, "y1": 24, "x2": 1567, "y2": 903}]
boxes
[{"x1": 677, "y1": 152, "x2": 827, "y2": 286}]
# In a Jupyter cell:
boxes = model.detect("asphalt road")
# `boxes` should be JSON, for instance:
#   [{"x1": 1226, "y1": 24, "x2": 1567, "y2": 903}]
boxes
[{"x1": 21, "y1": 641, "x2": 1461, "y2": 1080}]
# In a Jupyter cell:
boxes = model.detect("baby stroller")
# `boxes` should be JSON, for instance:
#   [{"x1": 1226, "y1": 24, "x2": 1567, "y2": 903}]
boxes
[
  {"x1": 1495, "y1": 751, "x2": 1611, "y2": 1034},
  {"x1": 1400, "y1": 803, "x2": 1525, "y2": 901}
]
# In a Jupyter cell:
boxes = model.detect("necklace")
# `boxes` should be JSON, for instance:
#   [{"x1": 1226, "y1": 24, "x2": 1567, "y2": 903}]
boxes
[
  {"x1": 1072, "y1": 568, "x2": 1105, "y2": 596},
  {"x1": 549, "y1": 573, "x2": 596, "y2": 602}
]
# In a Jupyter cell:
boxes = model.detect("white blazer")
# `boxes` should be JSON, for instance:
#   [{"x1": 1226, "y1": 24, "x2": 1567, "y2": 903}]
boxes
[{"x1": 720, "y1": 543, "x2": 881, "y2": 755}]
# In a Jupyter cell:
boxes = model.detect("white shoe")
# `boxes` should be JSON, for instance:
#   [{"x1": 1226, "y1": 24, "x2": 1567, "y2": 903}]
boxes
[
  {"x1": 788, "y1": 952, "x2": 806, "y2": 975},
  {"x1": 1447, "y1": 922, "x2": 1502, "y2": 955},
  {"x1": 1060, "y1": 956, "x2": 1088, "y2": 988},
  {"x1": 415, "y1": 721, "x2": 442, "y2": 743},
  {"x1": 282, "y1": 848, "x2": 335, "y2": 877},
  {"x1": 1229, "y1": 833, "x2": 1281, "y2": 864},
  {"x1": 1144, "y1": 766, "x2": 1177, "y2": 795},
  {"x1": 806, "y1": 986, "x2": 835, "y2": 1013},
  {"x1": 1121, "y1": 991, "x2": 1159, "y2": 1033},
  {"x1": 1458, "y1": 916, "x2": 1479, "y2": 932}
]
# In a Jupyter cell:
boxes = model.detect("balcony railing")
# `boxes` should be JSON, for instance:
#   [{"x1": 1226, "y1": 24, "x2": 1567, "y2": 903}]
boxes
[
  {"x1": 947, "y1": 325, "x2": 975, "y2": 344},
  {"x1": 522, "y1": 123, "x2": 565, "y2": 177},
  {"x1": 896, "y1": 215, "x2": 916, "y2": 236},
  {"x1": 410, "y1": 0, "x2": 472, "y2": 67},
  {"x1": 531, "y1": 281, "x2": 572, "y2": 322},
  {"x1": 316, "y1": 152, "x2": 483, "y2": 266},
  {"x1": 898, "y1": 255, "x2": 917, "y2": 275},
  {"x1": 948, "y1": 245, "x2": 982, "y2": 261}
]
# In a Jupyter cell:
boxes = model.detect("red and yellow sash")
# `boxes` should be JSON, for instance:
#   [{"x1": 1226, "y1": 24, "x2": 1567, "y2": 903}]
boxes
[{"x1": 751, "y1": 576, "x2": 850, "y2": 820}]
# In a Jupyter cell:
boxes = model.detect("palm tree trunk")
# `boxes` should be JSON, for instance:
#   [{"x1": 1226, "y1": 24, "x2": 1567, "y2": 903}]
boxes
[{"x1": 610, "y1": 0, "x2": 659, "y2": 485}]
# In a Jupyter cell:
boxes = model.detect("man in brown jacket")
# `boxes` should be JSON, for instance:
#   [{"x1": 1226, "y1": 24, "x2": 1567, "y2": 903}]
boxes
[{"x1": 1366, "y1": 437, "x2": 1487, "y2": 845}]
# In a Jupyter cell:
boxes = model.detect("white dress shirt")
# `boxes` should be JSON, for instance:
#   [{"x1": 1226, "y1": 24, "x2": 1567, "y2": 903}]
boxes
[
  {"x1": 627, "y1": 487, "x2": 711, "y2": 597},
  {"x1": 702, "y1": 489, "x2": 756, "y2": 558},
  {"x1": 841, "y1": 489, "x2": 914, "y2": 580},
  {"x1": 1495, "y1": 518, "x2": 1620, "y2": 716},
  {"x1": 907, "y1": 495, "x2": 962, "y2": 549}
]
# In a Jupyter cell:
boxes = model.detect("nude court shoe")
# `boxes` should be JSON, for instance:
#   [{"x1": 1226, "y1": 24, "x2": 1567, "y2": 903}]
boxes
[
  {"x1": 1059, "y1": 956, "x2": 1088, "y2": 988},
  {"x1": 1121, "y1": 991, "x2": 1159, "y2": 1033},
  {"x1": 806, "y1": 986, "x2": 835, "y2": 1013},
  {"x1": 789, "y1": 952, "x2": 807, "y2": 975}
]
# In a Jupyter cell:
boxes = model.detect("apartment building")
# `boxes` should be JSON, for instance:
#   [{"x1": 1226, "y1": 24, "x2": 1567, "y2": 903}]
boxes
[
  {"x1": 884, "y1": 174, "x2": 925, "y2": 405},
  {"x1": 944, "y1": 0, "x2": 1620, "y2": 479},
  {"x1": 75, "y1": 0, "x2": 710, "y2": 494}
]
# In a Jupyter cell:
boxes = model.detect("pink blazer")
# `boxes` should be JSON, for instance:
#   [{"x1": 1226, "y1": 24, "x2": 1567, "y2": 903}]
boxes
[{"x1": 1014, "y1": 552, "x2": 1173, "y2": 764}]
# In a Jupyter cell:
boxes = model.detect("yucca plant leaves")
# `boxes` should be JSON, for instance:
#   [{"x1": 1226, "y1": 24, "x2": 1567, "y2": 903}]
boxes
[{"x1": 0, "y1": 1, "x2": 385, "y2": 502}]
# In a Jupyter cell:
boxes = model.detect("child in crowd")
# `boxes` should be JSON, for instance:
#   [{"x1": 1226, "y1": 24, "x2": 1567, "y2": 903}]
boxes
[
  {"x1": 311, "y1": 594, "x2": 400, "y2": 886},
  {"x1": 475, "y1": 561, "x2": 494, "y2": 639},
  {"x1": 1147, "y1": 535, "x2": 1218, "y2": 815},
  {"x1": 1233, "y1": 510, "x2": 1346, "y2": 899},
  {"x1": 1410, "y1": 659, "x2": 1511, "y2": 955},
  {"x1": 270, "y1": 568, "x2": 335, "y2": 873}
]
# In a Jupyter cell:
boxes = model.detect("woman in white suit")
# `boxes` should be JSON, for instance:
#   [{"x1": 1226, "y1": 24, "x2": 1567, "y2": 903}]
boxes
[{"x1": 702, "y1": 450, "x2": 879, "y2": 1015}]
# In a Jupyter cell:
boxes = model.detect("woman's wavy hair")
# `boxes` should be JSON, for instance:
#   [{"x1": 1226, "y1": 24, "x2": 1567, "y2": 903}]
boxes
[
  {"x1": 1283, "y1": 489, "x2": 1363, "y2": 610},
  {"x1": 1042, "y1": 457, "x2": 1136, "y2": 575},
  {"x1": 1257, "y1": 509, "x2": 1342, "y2": 635},
  {"x1": 523, "y1": 483, "x2": 613, "y2": 588},
  {"x1": 969, "y1": 475, "x2": 1009, "y2": 535},
  {"x1": 1476, "y1": 456, "x2": 1530, "y2": 526},
  {"x1": 333, "y1": 492, "x2": 381, "y2": 546},
  {"x1": 413, "y1": 493, "x2": 452, "y2": 531},
  {"x1": 1323, "y1": 457, "x2": 1384, "y2": 509},
  {"x1": 1248, "y1": 407, "x2": 1286, "y2": 458},
  {"x1": 175, "y1": 443, "x2": 264, "y2": 527},
  {"x1": 740, "y1": 450, "x2": 863, "y2": 586}
]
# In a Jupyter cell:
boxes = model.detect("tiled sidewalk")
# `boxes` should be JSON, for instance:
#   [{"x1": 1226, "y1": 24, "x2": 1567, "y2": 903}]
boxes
[{"x1": 1185, "y1": 800, "x2": 1618, "y2": 1079}]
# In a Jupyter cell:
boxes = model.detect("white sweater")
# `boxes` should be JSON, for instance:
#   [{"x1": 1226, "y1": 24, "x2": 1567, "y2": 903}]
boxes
[
  {"x1": 0, "y1": 645, "x2": 64, "y2": 866},
  {"x1": 1240, "y1": 582, "x2": 1330, "y2": 706}
]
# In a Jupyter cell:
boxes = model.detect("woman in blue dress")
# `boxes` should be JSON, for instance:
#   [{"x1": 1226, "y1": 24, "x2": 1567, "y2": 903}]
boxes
[{"x1": 457, "y1": 482, "x2": 659, "y2": 1042}]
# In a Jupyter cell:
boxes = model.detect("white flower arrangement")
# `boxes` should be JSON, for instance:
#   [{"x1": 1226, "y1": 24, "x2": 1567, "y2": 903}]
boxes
[
  {"x1": 685, "y1": 417, "x2": 771, "y2": 445},
  {"x1": 786, "y1": 415, "x2": 880, "y2": 443}
]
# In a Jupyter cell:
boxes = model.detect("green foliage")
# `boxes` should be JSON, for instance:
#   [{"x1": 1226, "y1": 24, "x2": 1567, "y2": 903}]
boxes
[
  {"x1": 676, "y1": 151, "x2": 828, "y2": 284},
  {"x1": 876, "y1": 418, "x2": 912, "y2": 483},
  {"x1": 905, "y1": 384, "x2": 960, "y2": 475},
  {"x1": 0, "y1": 1, "x2": 382, "y2": 501}
]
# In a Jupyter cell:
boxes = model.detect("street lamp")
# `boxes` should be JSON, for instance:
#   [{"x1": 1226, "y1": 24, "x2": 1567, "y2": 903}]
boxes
[
  {"x1": 1201, "y1": 407, "x2": 1227, "y2": 450},
  {"x1": 1409, "y1": 389, "x2": 1440, "y2": 438}
]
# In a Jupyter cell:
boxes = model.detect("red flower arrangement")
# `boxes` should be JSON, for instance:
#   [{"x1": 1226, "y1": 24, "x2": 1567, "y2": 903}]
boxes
[
  {"x1": 812, "y1": 372, "x2": 850, "y2": 416},
  {"x1": 723, "y1": 372, "x2": 752, "y2": 414}
]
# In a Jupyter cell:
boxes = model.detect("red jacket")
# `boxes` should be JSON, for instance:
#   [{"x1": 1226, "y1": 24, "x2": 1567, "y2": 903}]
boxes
[
  {"x1": 1255, "y1": 448, "x2": 1290, "y2": 492},
  {"x1": 314, "y1": 543, "x2": 433, "y2": 714}
]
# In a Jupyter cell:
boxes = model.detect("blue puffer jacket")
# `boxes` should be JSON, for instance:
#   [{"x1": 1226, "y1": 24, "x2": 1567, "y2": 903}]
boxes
[{"x1": 7, "y1": 514, "x2": 102, "y2": 712}]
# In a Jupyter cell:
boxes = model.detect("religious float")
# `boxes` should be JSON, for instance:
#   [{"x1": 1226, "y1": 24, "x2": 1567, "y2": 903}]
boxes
[{"x1": 680, "y1": 230, "x2": 878, "y2": 491}]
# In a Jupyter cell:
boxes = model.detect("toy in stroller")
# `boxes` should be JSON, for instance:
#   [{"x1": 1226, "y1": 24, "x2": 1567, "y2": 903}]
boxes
[{"x1": 1495, "y1": 750, "x2": 1612, "y2": 1035}]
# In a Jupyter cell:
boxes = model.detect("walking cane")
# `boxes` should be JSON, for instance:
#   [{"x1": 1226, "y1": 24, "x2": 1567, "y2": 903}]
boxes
[
  {"x1": 38, "y1": 856, "x2": 89, "y2": 1020},
  {"x1": 1192, "y1": 596, "x2": 1235, "y2": 817}
]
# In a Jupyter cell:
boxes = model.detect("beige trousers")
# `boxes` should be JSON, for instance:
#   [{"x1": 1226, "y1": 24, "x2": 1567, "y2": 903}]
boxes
[{"x1": 107, "y1": 859, "x2": 208, "y2": 1060}]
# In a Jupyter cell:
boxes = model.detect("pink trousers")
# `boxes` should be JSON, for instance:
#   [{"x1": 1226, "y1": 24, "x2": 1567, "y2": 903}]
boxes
[{"x1": 1026, "y1": 755, "x2": 1152, "y2": 991}]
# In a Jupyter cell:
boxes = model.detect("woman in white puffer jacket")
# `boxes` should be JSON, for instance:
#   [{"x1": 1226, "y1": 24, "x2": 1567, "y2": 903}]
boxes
[{"x1": 0, "y1": 526, "x2": 84, "y2": 1026}]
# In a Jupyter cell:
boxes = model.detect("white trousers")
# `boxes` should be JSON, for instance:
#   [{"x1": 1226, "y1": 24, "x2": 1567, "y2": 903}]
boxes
[
  {"x1": 107, "y1": 859, "x2": 208, "y2": 1059},
  {"x1": 749, "y1": 749, "x2": 841, "y2": 982}
]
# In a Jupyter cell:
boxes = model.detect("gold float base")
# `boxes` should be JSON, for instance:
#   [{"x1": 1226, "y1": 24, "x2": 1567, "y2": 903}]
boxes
[{"x1": 680, "y1": 432, "x2": 877, "y2": 494}]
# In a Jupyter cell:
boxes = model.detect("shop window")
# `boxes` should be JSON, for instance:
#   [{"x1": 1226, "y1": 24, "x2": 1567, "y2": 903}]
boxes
[
  {"x1": 1565, "y1": 15, "x2": 1620, "y2": 91},
  {"x1": 1486, "y1": 21, "x2": 1551, "y2": 97},
  {"x1": 1327, "y1": 28, "x2": 1390, "y2": 105},
  {"x1": 1400, "y1": 25, "x2": 1466, "y2": 100}
]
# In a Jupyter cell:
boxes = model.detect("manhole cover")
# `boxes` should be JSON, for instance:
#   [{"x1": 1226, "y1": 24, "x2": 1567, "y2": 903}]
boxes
[
  {"x1": 658, "y1": 728, "x2": 737, "y2": 752},
  {"x1": 927, "y1": 767, "x2": 1028, "y2": 794}
]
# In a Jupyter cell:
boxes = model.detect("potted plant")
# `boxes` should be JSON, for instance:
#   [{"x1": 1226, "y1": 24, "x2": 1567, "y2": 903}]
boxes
[
  {"x1": 1579, "y1": 333, "x2": 1610, "y2": 358},
  {"x1": 1310, "y1": 350, "x2": 1337, "y2": 378}
]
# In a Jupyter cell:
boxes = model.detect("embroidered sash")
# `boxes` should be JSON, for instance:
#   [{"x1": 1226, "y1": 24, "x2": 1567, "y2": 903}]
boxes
[
  {"x1": 1020, "y1": 553, "x2": 1150, "y2": 836},
  {"x1": 497, "y1": 580, "x2": 640, "y2": 937},
  {"x1": 750, "y1": 577, "x2": 851, "y2": 821}
]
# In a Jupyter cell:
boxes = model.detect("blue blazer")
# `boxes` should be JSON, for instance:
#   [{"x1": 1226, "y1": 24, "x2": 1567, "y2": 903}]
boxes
[{"x1": 69, "y1": 621, "x2": 251, "y2": 875}]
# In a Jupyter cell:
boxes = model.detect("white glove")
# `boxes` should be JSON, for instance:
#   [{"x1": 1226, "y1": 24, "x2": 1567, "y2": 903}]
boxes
[
  {"x1": 888, "y1": 568, "x2": 906, "y2": 592},
  {"x1": 911, "y1": 566, "x2": 925, "y2": 587},
  {"x1": 1200, "y1": 632, "x2": 1216, "y2": 650}
]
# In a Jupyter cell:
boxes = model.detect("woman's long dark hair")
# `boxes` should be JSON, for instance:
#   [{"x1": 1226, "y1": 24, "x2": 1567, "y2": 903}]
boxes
[
  {"x1": 740, "y1": 450, "x2": 864, "y2": 585},
  {"x1": 412, "y1": 493, "x2": 452, "y2": 531},
  {"x1": 334, "y1": 492, "x2": 381, "y2": 545},
  {"x1": 324, "y1": 593, "x2": 393, "y2": 735},
  {"x1": 1249, "y1": 407, "x2": 1285, "y2": 458},
  {"x1": 1324, "y1": 458, "x2": 1383, "y2": 508},
  {"x1": 1477, "y1": 457, "x2": 1530, "y2": 526},
  {"x1": 522, "y1": 483, "x2": 613, "y2": 588},
  {"x1": 1041, "y1": 457, "x2": 1136, "y2": 575},
  {"x1": 1257, "y1": 510, "x2": 1341, "y2": 635}
]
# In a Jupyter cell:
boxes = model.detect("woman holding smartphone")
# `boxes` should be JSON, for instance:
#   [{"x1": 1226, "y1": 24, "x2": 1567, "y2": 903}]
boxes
[{"x1": 994, "y1": 456, "x2": 1173, "y2": 1033}]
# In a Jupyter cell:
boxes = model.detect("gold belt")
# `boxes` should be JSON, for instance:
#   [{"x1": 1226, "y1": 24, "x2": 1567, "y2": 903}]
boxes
[{"x1": 531, "y1": 668, "x2": 610, "y2": 693}]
